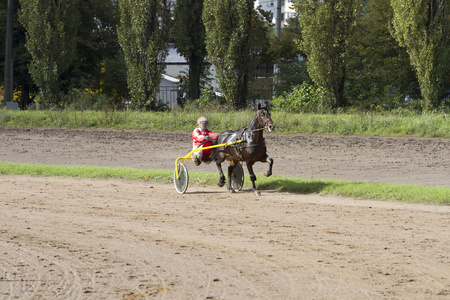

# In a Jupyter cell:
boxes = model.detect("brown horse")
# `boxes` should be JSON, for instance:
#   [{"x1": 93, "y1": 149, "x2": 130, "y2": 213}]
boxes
[{"x1": 215, "y1": 104, "x2": 274, "y2": 195}]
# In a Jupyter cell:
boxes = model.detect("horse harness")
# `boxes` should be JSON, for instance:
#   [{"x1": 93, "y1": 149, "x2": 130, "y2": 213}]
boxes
[{"x1": 225, "y1": 128, "x2": 266, "y2": 161}]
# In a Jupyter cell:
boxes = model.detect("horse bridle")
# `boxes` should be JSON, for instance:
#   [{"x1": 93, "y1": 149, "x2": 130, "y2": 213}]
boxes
[
  {"x1": 214, "y1": 109, "x2": 273, "y2": 139},
  {"x1": 259, "y1": 109, "x2": 273, "y2": 131},
  {"x1": 243, "y1": 115, "x2": 272, "y2": 133}
]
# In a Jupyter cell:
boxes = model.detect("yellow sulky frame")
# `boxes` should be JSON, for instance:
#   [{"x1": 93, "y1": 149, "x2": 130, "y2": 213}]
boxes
[{"x1": 174, "y1": 140, "x2": 243, "y2": 179}]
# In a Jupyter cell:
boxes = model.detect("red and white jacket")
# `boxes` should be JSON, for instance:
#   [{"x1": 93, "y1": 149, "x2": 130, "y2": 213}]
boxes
[{"x1": 192, "y1": 128, "x2": 217, "y2": 148}]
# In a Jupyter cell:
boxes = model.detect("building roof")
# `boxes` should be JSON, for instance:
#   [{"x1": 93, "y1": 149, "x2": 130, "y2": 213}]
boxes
[
  {"x1": 162, "y1": 74, "x2": 180, "y2": 83},
  {"x1": 166, "y1": 45, "x2": 187, "y2": 64}
]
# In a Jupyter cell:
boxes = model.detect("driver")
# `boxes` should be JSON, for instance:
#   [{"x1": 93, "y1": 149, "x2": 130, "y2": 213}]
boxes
[{"x1": 192, "y1": 116, "x2": 217, "y2": 166}]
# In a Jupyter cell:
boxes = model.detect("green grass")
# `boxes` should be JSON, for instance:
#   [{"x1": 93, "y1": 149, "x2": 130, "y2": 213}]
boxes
[
  {"x1": 1, "y1": 162, "x2": 448, "y2": 205},
  {"x1": 1, "y1": 109, "x2": 449, "y2": 138}
]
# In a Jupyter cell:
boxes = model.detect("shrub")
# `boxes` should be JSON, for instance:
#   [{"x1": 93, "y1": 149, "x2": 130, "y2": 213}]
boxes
[
  {"x1": 272, "y1": 83, "x2": 332, "y2": 113},
  {"x1": 0, "y1": 110, "x2": 11, "y2": 124}
]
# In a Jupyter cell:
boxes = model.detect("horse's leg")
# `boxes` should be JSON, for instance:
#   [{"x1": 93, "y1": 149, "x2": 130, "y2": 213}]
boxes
[
  {"x1": 227, "y1": 163, "x2": 237, "y2": 193},
  {"x1": 264, "y1": 157, "x2": 274, "y2": 177},
  {"x1": 246, "y1": 162, "x2": 260, "y2": 196},
  {"x1": 216, "y1": 161, "x2": 226, "y2": 187}
]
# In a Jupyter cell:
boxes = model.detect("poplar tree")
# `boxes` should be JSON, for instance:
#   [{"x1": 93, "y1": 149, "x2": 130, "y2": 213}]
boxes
[
  {"x1": 390, "y1": 0, "x2": 449, "y2": 112},
  {"x1": 172, "y1": 0, "x2": 209, "y2": 101},
  {"x1": 118, "y1": 0, "x2": 170, "y2": 110},
  {"x1": 294, "y1": 0, "x2": 358, "y2": 109},
  {"x1": 19, "y1": 0, "x2": 80, "y2": 106},
  {"x1": 203, "y1": 0, "x2": 268, "y2": 109}
]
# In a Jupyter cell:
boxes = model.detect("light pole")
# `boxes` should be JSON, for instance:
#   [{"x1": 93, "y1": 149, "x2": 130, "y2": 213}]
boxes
[
  {"x1": 275, "y1": 0, "x2": 282, "y2": 39},
  {"x1": 273, "y1": 0, "x2": 282, "y2": 87},
  {"x1": 4, "y1": 0, "x2": 14, "y2": 107}
]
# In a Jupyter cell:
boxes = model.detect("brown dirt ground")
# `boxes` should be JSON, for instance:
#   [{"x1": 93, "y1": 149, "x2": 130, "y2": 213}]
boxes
[
  {"x1": 0, "y1": 128, "x2": 449, "y2": 299},
  {"x1": 0, "y1": 127, "x2": 449, "y2": 186}
]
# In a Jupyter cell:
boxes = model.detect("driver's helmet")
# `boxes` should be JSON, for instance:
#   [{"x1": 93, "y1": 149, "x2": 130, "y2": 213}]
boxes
[{"x1": 197, "y1": 116, "x2": 208, "y2": 130}]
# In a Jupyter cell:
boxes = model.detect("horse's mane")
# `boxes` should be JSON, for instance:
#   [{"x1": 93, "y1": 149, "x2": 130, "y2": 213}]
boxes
[{"x1": 248, "y1": 106, "x2": 267, "y2": 130}]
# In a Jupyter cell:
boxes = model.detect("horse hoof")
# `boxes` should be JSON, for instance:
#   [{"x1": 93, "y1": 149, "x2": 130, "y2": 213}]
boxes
[
  {"x1": 254, "y1": 190, "x2": 261, "y2": 196},
  {"x1": 228, "y1": 188, "x2": 236, "y2": 194},
  {"x1": 218, "y1": 181, "x2": 225, "y2": 187},
  {"x1": 264, "y1": 171, "x2": 271, "y2": 177}
]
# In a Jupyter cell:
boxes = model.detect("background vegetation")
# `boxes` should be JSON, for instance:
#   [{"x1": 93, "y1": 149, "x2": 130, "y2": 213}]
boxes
[
  {"x1": 117, "y1": 0, "x2": 170, "y2": 110},
  {"x1": 1, "y1": 0, "x2": 449, "y2": 112}
]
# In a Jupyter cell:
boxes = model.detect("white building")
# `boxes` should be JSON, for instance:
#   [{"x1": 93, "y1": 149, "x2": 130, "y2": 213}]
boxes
[
  {"x1": 159, "y1": 1, "x2": 292, "y2": 107},
  {"x1": 255, "y1": 0, "x2": 297, "y2": 26},
  {"x1": 159, "y1": 44, "x2": 220, "y2": 108}
]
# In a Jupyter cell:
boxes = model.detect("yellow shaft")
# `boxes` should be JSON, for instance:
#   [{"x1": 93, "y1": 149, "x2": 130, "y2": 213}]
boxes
[{"x1": 175, "y1": 140, "x2": 242, "y2": 179}]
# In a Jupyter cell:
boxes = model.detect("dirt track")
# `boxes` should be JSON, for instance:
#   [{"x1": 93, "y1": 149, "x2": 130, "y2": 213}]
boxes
[
  {"x1": 0, "y1": 127, "x2": 449, "y2": 186},
  {"x1": 0, "y1": 128, "x2": 449, "y2": 299}
]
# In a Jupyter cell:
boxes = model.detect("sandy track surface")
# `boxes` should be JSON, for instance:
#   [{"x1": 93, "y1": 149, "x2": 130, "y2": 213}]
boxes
[
  {"x1": 0, "y1": 127, "x2": 449, "y2": 187},
  {"x1": 1, "y1": 176, "x2": 449, "y2": 299},
  {"x1": 0, "y1": 128, "x2": 449, "y2": 299}
]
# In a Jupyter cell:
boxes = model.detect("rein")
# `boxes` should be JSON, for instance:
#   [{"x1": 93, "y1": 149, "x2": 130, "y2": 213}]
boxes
[
  {"x1": 215, "y1": 109, "x2": 272, "y2": 147},
  {"x1": 212, "y1": 127, "x2": 264, "y2": 140}
]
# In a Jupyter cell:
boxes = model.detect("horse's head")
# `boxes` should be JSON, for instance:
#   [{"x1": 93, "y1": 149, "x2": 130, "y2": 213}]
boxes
[{"x1": 257, "y1": 103, "x2": 275, "y2": 132}]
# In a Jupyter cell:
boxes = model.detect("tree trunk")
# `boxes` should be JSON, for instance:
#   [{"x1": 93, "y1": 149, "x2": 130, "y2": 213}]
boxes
[
  {"x1": 334, "y1": 66, "x2": 347, "y2": 109},
  {"x1": 237, "y1": 72, "x2": 249, "y2": 109},
  {"x1": 189, "y1": 54, "x2": 201, "y2": 100},
  {"x1": 20, "y1": 84, "x2": 31, "y2": 109}
]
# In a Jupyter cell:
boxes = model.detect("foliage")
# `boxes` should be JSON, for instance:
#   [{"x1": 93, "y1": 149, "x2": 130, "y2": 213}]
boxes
[
  {"x1": 63, "y1": 89, "x2": 119, "y2": 111},
  {"x1": 294, "y1": 0, "x2": 358, "y2": 109},
  {"x1": 64, "y1": 0, "x2": 121, "y2": 92},
  {"x1": 441, "y1": 45, "x2": 450, "y2": 100},
  {"x1": 0, "y1": 0, "x2": 37, "y2": 108},
  {"x1": 172, "y1": 0, "x2": 210, "y2": 100},
  {"x1": 267, "y1": 18, "x2": 303, "y2": 62},
  {"x1": 345, "y1": 0, "x2": 420, "y2": 110},
  {"x1": 267, "y1": 18, "x2": 310, "y2": 96},
  {"x1": 2, "y1": 0, "x2": 124, "y2": 108},
  {"x1": 203, "y1": 0, "x2": 270, "y2": 109},
  {"x1": 4, "y1": 0, "x2": 449, "y2": 113},
  {"x1": 390, "y1": 0, "x2": 449, "y2": 112},
  {"x1": 117, "y1": 0, "x2": 170, "y2": 110},
  {"x1": 100, "y1": 53, "x2": 129, "y2": 105},
  {"x1": 19, "y1": 0, "x2": 81, "y2": 105},
  {"x1": 273, "y1": 59, "x2": 310, "y2": 96},
  {"x1": 272, "y1": 83, "x2": 332, "y2": 113}
]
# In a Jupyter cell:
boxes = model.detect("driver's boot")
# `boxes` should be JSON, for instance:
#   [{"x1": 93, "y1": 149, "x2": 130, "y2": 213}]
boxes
[{"x1": 194, "y1": 155, "x2": 201, "y2": 166}]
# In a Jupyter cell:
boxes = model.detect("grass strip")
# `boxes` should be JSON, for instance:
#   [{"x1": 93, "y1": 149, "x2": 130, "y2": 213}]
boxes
[
  {"x1": 0, "y1": 162, "x2": 171, "y2": 183},
  {"x1": 1, "y1": 162, "x2": 448, "y2": 205},
  {"x1": 1, "y1": 110, "x2": 449, "y2": 138}
]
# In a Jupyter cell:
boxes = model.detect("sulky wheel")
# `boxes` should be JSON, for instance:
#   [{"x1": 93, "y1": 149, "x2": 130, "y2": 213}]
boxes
[
  {"x1": 230, "y1": 162, "x2": 244, "y2": 191},
  {"x1": 174, "y1": 163, "x2": 189, "y2": 194}
]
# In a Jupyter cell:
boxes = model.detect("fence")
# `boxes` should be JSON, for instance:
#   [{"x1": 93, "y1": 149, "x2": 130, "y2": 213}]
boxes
[
  {"x1": 157, "y1": 86, "x2": 273, "y2": 109},
  {"x1": 158, "y1": 86, "x2": 179, "y2": 108}
]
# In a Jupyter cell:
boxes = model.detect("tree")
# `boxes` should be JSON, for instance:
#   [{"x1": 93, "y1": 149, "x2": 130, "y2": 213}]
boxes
[
  {"x1": 1, "y1": 0, "x2": 37, "y2": 108},
  {"x1": 294, "y1": 0, "x2": 358, "y2": 109},
  {"x1": 172, "y1": 0, "x2": 209, "y2": 101},
  {"x1": 64, "y1": 0, "x2": 127, "y2": 106},
  {"x1": 390, "y1": 0, "x2": 449, "y2": 112},
  {"x1": 203, "y1": 0, "x2": 269, "y2": 109},
  {"x1": 345, "y1": 0, "x2": 420, "y2": 109},
  {"x1": 267, "y1": 17, "x2": 310, "y2": 96},
  {"x1": 19, "y1": 0, "x2": 81, "y2": 106},
  {"x1": 65, "y1": 0, "x2": 120, "y2": 90},
  {"x1": 118, "y1": 0, "x2": 170, "y2": 110}
]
